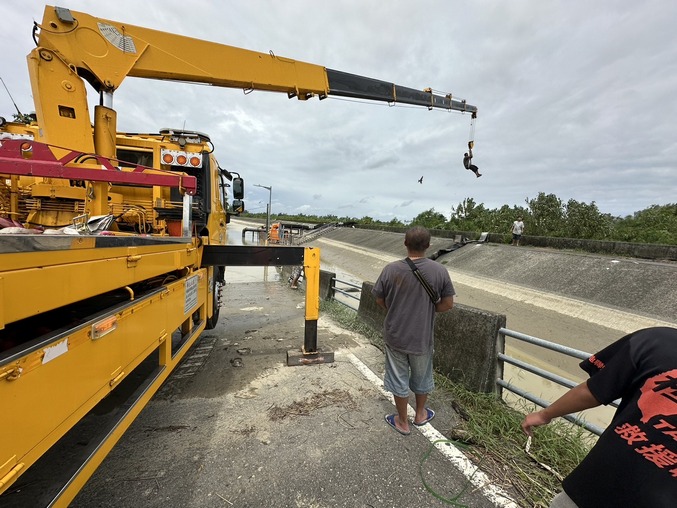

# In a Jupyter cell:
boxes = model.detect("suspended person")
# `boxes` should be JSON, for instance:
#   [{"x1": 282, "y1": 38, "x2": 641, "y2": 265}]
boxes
[{"x1": 463, "y1": 142, "x2": 481, "y2": 178}]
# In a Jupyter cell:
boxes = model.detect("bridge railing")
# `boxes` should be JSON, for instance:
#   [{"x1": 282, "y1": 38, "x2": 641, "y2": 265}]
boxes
[{"x1": 498, "y1": 328, "x2": 618, "y2": 437}]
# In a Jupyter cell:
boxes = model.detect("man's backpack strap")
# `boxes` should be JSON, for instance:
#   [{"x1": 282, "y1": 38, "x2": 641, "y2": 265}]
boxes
[{"x1": 404, "y1": 258, "x2": 440, "y2": 304}]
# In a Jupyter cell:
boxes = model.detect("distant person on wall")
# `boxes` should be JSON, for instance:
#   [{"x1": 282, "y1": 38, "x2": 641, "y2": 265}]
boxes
[
  {"x1": 521, "y1": 327, "x2": 677, "y2": 508},
  {"x1": 511, "y1": 217, "x2": 525, "y2": 246},
  {"x1": 463, "y1": 142, "x2": 482, "y2": 178},
  {"x1": 372, "y1": 226, "x2": 455, "y2": 436}
]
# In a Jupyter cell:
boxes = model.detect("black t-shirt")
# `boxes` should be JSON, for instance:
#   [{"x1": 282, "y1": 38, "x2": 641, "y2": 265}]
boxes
[{"x1": 563, "y1": 327, "x2": 677, "y2": 507}]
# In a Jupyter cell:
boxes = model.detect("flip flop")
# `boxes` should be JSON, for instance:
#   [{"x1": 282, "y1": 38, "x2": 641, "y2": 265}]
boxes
[
  {"x1": 384, "y1": 414, "x2": 410, "y2": 436},
  {"x1": 413, "y1": 408, "x2": 435, "y2": 426}
]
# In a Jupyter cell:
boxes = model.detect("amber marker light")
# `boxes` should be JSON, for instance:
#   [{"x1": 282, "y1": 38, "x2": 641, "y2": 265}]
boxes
[
  {"x1": 189, "y1": 156, "x2": 201, "y2": 167},
  {"x1": 91, "y1": 315, "x2": 118, "y2": 340},
  {"x1": 162, "y1": 153, "x2": 174, "y2": 164},
  {"x1": 176, "y1": 154, "x2": 187, "y2": 165}
]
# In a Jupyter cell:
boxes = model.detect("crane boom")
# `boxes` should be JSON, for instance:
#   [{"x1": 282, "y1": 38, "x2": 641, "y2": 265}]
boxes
[
  {"x1": 31, "y1": 5, "x2": 477, "y2": 155},
  {"x1": 326, "y1": 69, "x2": 475, "y2": 112}
]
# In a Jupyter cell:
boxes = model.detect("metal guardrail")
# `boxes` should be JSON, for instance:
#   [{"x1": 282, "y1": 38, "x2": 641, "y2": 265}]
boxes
[
  {"x1": 499, "y1": 328, "x2": 618, "y2": 437},
  {"x1": 331, "y1": 277, "x2": 361, "y2": 311},
  {"x1": 324, "y1": 278, "x2": 613, "y2": 436}
]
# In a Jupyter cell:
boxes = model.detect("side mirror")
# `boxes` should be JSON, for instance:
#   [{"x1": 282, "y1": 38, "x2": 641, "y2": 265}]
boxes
[
  {"x1": 232, "y1": 177, "x2": 244, "y2": 200},
  {"x1": 232, "y1": 199, "x2": 245, "y2": 214}
]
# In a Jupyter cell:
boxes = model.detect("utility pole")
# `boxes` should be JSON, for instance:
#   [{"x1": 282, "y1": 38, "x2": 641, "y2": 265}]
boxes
[{"x1": 254, "y1": 184, "x2": 272, "y2": 244}]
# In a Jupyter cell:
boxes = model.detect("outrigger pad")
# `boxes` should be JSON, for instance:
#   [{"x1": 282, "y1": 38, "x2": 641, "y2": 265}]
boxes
[{"x1": 286, "y1": 348, "x2": 335, "y2": 366}]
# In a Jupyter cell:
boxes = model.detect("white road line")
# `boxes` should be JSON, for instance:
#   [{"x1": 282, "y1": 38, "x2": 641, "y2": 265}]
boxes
[{"x1": 344, "y1": 351, "x2": 519, "y2": 508}]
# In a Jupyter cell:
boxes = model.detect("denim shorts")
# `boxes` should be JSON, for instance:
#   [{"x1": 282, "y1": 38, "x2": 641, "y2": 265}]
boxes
[{"x1": 383, "y1": 345, "x2": 434, "y2": 398}]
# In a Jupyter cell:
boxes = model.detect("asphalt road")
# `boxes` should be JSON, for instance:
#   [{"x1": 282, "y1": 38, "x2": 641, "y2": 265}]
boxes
[{"x1": 70, "y1": 222, "x2": 523, "y2": 507}]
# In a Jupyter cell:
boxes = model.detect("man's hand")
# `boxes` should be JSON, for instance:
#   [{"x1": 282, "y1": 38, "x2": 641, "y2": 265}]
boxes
[
  {"x1": 435, "y1": 296, "x2": 454, "y2": 313},
  {"x1": 520, "y1": 382, "x2": 600, "y2": 436},
  {"x1": 521, "y1": 411, "x2": 552, "y2": 436}
]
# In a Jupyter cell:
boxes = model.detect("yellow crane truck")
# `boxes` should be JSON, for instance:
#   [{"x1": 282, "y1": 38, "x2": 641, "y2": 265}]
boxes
[{"x1": 0, "y1": 5, "x2": 477, "y2": 506}]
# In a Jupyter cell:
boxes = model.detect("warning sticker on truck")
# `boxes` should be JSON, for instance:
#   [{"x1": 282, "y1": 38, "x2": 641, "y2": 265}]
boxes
[
  {"x1": 42, "y1": 339, "x2": 68, "y2": 364},
  {"x1": 184, "y1": 274, "x2": 199, "y2": 314}
]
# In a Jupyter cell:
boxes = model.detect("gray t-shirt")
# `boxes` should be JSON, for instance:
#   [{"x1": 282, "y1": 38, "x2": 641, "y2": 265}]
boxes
[{"x1": 372, "y1": 258, "x2": 455, "y2": 354}]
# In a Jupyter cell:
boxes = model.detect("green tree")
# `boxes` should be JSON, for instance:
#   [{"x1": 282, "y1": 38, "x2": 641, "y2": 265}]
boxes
[
  {"x1": 450, "y1": 198, "x2": 525, "y2": 235},
  {"x1": 412, "y1": 208, "x2": 447, "y2": 229},
  {"x1": 564, "y1": 199, "x2": 613, "y2": 239},
  {"x1": 451, "y1": 197, "x2": 477, "y2": 221},
  {"x1": 527, "y1": 192, "x2": 565, "y2": 236},
  {"x1": 450, "y1": 197, "x2": 478, "y2": 230},
  {"x1": 613, "y1": 204, "x2": 677, "y2": 244}
]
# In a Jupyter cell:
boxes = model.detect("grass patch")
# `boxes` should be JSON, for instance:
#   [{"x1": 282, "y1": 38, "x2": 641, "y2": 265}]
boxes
[
  {"x1": 433, "y1": 375, "x2": 593, "y2": 507},
  {"x1": 319, "y1": 299, "x2": 594, "y2": 507}
]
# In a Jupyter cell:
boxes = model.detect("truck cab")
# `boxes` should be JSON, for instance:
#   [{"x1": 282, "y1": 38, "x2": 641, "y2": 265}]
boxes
[{"x1": 114, "y1": 128, "x2": 234, "y2": 244}]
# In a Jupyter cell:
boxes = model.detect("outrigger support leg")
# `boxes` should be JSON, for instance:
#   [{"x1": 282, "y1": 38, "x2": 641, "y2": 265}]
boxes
[
  {"x1": 287, "y1": 246, "x2": 334, "y2": 366},
  {"x1": 200, "y1": 244, "x2": 333, "y2": 366}
]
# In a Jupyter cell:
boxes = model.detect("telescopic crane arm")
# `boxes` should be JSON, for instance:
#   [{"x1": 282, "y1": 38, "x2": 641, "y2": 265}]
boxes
[
  {"x1": 325, "y1": 69, "x2": 475, "y2": 113},
  {"x1": 30, "y1": 5, "x2": 477, "y2": 156}
]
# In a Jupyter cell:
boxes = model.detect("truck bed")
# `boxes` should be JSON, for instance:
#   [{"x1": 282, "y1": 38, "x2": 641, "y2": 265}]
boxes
[
  {"x1": 0, "y1": 232, "x2": 191, "y2": 254},
  {"x1": 0, "y1": 234, "x2": 197, "y2": 331},
  {"x1": 0, "y1": 234, "x2": 210, "y2": 504}
]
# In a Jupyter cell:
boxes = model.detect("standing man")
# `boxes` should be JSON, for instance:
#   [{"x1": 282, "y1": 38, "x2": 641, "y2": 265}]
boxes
[
  {"x1": 511, "y1": 216, "x2": 525, "y2": 246},
  {"x1": 372, "y1": 226, "x2": 455, "y2": 435},
  {"x1": 521, "y1": 327, "x2": 677, "y2": 508}
]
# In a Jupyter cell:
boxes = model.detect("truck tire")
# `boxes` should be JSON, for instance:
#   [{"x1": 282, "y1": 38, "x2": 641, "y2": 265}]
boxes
[{"x1": 205, "y1": 275, "x2": 222, "y2": 329}]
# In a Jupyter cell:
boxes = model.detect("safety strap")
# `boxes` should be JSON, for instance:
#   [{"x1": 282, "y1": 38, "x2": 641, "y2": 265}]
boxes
[
  {"x1": 468, "y1": 111, "x2": 477, "y2": 149},
  {"x1": 404, "y1": 258, "x2": 440, "y2": 304}
]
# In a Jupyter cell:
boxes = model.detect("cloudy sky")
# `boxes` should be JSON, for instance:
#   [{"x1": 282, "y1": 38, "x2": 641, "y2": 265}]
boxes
[{"x1": 2, "y1": 1, "x2": 675, "y2": 221}]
